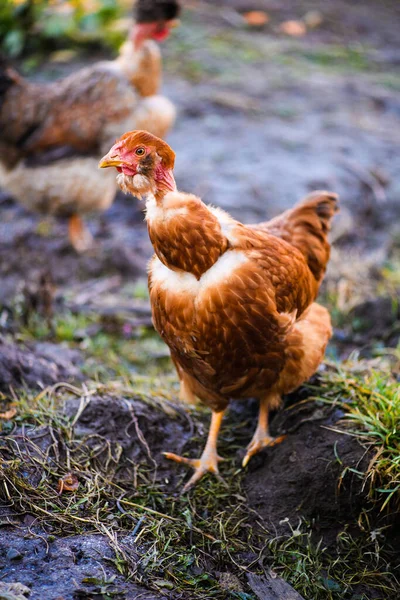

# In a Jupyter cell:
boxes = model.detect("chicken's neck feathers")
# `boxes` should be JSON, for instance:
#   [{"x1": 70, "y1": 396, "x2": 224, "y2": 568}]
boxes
[
  {"x1": 153, "y1": 165, "x2": 177, "y2": 201},
  {"x1": 145, "y1": 191, "x2": 230, "y2": 279},
  {"x1": 115, "y1": 40, "x2": 161, "y2": 95}
]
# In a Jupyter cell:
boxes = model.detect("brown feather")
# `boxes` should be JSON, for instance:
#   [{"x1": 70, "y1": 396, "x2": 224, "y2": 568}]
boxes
[{"x1": 252, "y1": 190, "x2": 338, "y2": 283}]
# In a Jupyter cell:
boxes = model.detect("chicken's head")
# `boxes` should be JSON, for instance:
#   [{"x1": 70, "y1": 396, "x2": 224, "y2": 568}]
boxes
[
  {"x1": 99, "y1": 130, "x2": 176, "y2": 200},
  {"x1": 132, "y1": 0, "x2": 180, "y2": 49}
]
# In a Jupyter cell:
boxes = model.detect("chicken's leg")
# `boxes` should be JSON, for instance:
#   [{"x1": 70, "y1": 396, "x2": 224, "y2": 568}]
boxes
[
  {"x1": 242, "y1": 394, "x2": 286, "y2": 467},
  {"x1": 164, "y1": 409, "x2": 225, "y2": 493},
  {"x1": 68, "y1": 214, "x2": 93, "y2": 253}
]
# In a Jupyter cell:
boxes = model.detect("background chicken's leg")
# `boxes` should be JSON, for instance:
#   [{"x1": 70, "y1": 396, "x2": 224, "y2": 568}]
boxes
[
  {"x1": 68, "y1": 214, "x2": 93, "y2": 253},
  {"x1": 242, "y1": 393, "x2": 286, "y2": 467},
  {"x1": 164, "y1": 409, "x2": 225, "y2": 492}
]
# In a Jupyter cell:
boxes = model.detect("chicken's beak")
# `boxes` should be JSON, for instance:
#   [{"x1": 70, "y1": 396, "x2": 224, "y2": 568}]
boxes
[{"x1": 98, "y1": 151, "x2": 123, "y2": 169}]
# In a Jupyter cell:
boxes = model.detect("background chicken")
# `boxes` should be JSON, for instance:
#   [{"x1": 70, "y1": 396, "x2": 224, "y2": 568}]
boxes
[
  {"x1": 100, "y1": 130, "x2": 338, "y2": 492},
  {"x1": 0, "y1": 6, "x2": 177, "y2": 252}
]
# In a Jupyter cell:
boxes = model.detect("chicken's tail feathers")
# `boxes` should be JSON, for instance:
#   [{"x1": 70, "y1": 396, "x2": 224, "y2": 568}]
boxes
[
  {"x1": 256, "y1": 190, "x2": 339, "y2": 283},
  {"x1": 294, "y1": 190, "x2": 339, "y2": 232}
]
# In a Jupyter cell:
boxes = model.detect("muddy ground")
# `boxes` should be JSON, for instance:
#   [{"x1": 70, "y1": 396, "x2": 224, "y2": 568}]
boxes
[{"x1": 1, "y1": 0, "x2": 400, "y2": 599}]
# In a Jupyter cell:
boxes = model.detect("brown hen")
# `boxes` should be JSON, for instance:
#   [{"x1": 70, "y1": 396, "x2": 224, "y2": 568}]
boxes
[
  {"x1": 0, "y1": 27, "x2": 175, "y2": 252},
  {"x1": 100, "y1": 131, "x2": 338, "y2": 492}
]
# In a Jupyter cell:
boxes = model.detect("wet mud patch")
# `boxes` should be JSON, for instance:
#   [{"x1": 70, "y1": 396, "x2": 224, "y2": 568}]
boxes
[
  {"x1": 0, "y1": 529, "x2": 171, "y2": 600},
  {"x1": 244, "y1": 401, "x2": 370, "y2": 545},
  {"x1": 0, "y1": 193, "x2": 150, "y2": 307}
]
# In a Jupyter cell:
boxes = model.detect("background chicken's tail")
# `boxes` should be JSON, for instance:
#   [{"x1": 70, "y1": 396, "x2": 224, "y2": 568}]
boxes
[{"x1": 253, "y1": 191, "x2": 339, "y2": 283}]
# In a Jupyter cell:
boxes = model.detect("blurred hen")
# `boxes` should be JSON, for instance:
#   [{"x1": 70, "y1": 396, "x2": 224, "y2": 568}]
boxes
[
  {"x1": 0, "y1": 0, "x2": 179, "y2": 251},
  {"x1": 100, "y1": 131, "x2": 338, "y2": 492}
]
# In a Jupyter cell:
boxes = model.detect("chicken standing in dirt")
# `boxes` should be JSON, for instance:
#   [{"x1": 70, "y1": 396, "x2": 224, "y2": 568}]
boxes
[
  {"x1": 100, "y1": 130, "x2": 338, "y2": 492},
  {"x1": 0, "y1": 16, "x2": 176, "y2": 252}
]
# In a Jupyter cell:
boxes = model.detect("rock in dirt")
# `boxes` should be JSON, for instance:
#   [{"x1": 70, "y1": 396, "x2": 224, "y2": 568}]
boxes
[
  {"x1": 247, "y1": 572, "x2": 305, "y2": 600},
  {"x1": 5, "y1": 548, "x2": 22, "y2": 561},
  {"x1": 0, "y1": 336, "x2": 81, "y2": 393}
]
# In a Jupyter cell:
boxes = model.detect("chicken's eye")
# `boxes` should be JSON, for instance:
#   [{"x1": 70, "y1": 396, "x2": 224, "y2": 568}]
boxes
[{"x1": 135, "y1": 147, "x2": 145, "y2": 156}]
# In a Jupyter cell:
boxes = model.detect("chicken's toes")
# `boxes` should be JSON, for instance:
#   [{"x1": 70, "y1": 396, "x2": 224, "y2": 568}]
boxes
[
  {"x1": 163, "y1": 451, "x2": 224, "y2": 493},
  {"x1": 162, "y1": 452, "x2": 200, "y2": 468},
  {"x1": 242, "y1": 434, "x2": 286, "y2": 468},
  {"x1": 181, "y1": 468, "x2": 226, "y2": 495}
]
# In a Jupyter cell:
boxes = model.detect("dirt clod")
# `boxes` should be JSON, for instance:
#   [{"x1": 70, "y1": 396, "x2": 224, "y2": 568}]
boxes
[{"x1": 0, "y1": 337, "x2": 81, "y2": 394}]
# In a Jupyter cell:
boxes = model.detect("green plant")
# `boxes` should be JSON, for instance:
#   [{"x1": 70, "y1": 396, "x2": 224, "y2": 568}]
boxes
[
  {"x1": 314, "y1": 363, "x2": 400, "y2": 511},
  {"x1": 0, "y1": 0, "x2": 126, "y2": 58}
]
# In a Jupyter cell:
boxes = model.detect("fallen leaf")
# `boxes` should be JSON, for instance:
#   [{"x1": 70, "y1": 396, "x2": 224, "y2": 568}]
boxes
[
  {"x1": 0, "y1": 407, "x2": 17, "y2": 420},
  {"x1": 57, "y1": 473, "x2": 79, "y2": 494},
  {"x1": 279, "y1": 20, "x2": 306, "y2": 37},
  {"x1": 244, "y1": 11, "x2": 270, "y2": 27}
]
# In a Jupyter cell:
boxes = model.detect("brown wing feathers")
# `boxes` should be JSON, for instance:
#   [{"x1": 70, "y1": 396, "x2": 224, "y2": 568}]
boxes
[{"x1": 252, "y1": 191, "x2": 338, "y2": 283}]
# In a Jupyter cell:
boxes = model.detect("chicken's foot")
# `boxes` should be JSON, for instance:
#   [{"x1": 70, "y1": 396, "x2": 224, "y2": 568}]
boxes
[
  {"x1": 164, "y1": 409, "x2": 225, "y2": 493},
  {"x1": 242, "y1": 394, "x2": 286, "y2": 467},
  {"x1": 68, "y1": 214, "x2": 93, "y2": 253}
]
